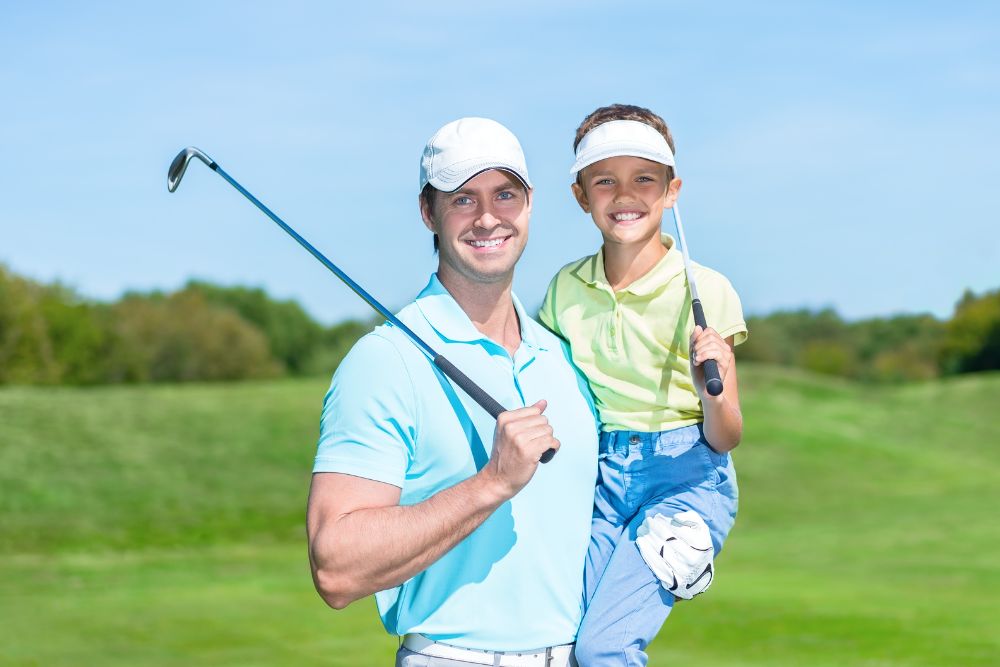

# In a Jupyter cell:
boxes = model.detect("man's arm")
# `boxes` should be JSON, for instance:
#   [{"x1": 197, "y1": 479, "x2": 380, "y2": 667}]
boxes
[{"x1": 307, "y1": 401, "x2": 559, "y2": 609}]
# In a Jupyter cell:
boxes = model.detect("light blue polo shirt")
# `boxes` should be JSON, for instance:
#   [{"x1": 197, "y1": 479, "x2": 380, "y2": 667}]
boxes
[{"x1": 314, "y1": 274, "x2": 599, "y2": 651}]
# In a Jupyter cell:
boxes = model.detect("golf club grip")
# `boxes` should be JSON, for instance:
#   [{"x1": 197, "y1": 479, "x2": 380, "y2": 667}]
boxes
[
  {"x1": 433, "y1": 355, "x2": 556, "y2": 464},
  {"x1": 691, "y1": 299, "x2": 724, "y2": 397}
]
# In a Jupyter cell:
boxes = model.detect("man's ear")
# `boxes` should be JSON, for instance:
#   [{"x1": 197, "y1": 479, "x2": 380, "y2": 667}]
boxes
[
  {"x1": 571, "y1": 182, "x2": 590, "y2": 213},
  {"x1": 664, "y1": 177, "x2": 683, "y2": 209},
  {"x1": 419, "y1": 193, "x2": 436, "y2": 233}
]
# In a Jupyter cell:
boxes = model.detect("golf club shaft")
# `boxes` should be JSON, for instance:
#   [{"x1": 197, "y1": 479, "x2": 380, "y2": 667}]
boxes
[
  {"x1": 670, "y1": 204, "x2": 724, "y2": 397},
  {"x1": 176, "y1": 151, "x2": 554, "y2": 463}
]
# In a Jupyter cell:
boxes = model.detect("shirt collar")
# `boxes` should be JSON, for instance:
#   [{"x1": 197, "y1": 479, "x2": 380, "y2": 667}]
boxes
[
  {"x1": 414, "y1": 273, "x2": 547, "y2": 352},
  {"x1": 570, "y1": 233, "x2": 686, "y2": 296}
]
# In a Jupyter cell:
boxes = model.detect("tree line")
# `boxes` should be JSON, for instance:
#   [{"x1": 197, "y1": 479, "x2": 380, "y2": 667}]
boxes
[
  {"x1": 1, "y1": 264, "x2": 997, "y2": 385},
  {"x1": 0, "y1": 265, "x2": 372, "y2": 385},
  {"x1": 739, "y1": 289, "x2": 1000, "y2": 381}
]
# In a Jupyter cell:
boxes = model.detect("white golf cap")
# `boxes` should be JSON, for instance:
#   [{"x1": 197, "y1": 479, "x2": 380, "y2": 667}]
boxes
[
  {"x1": 570, "y1": 120, "x2": 675, "y2": 175},
  {"x1": 419, "y1": 117, "x2": 532, "y2": 193}
]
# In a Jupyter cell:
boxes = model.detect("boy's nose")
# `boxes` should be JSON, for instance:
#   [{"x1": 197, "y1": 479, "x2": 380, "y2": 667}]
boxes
[{"x1": 613, "y1": 184, "x2": 637, "y2": 203}]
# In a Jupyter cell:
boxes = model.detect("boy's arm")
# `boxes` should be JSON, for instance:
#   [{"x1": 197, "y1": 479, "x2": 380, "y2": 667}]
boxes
[{"x1": 690, "y1": 327, "x2": 742, "y2": 452}]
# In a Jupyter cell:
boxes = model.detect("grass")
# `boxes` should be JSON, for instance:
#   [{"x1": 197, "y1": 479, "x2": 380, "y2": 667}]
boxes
[{"x1": 1, "y1": 366, "x2": 997, "y2": 665}]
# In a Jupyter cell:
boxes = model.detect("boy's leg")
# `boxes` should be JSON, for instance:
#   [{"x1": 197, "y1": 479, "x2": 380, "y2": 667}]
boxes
[
  {"x1": 574, "y1": 508, "x2": 676, "y2": 667},
  {"x1": 575, "y1": 479, "x2": 737, "y2": 667},
  {"x1": 585, "y1": 496, "x2": 625, "y2": 609},
  {"x1": 582, "y1": 432, "x2": 633, "y2": 608}
]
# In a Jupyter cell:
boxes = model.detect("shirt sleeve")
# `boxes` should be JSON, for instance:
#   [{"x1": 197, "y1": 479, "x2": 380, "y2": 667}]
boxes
[
  {"x1": 538, "y1": 272, "x2": 562, "y2": 337},
  {"x1": 313, "y1": 332, "x2": 417, "y2": 487},
  {"x1": 698, "y1": 269, "x2": 748, "y2": 346}
]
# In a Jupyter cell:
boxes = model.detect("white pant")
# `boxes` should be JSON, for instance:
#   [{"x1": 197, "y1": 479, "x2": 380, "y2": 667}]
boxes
[{"x1": 397, "y1": 634, "x2": 577, "y2": 667}]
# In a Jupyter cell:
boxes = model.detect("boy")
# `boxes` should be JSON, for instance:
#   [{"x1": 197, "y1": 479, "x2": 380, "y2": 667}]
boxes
[{"x1": 539, "y1": 104, "x2": 747, "y2": 666}]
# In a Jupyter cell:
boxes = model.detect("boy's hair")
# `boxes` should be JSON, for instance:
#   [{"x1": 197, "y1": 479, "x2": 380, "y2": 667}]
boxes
[{"x1": 573, "y1": 104, "x2": 676, "y2": 185}]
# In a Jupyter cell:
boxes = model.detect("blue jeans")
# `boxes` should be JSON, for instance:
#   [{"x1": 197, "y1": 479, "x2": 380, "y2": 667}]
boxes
[{"x1": 574, "y1": 424, "x2": 738, "y2": 667}]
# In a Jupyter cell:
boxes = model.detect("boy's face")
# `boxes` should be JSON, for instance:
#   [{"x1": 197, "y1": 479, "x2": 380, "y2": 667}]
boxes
[
  {"x1": 572, "y1": 155, "x2": 681, "y2": 248},
  {"x1": 420, "y1": 168, "x2": 532, "y2": 285}
]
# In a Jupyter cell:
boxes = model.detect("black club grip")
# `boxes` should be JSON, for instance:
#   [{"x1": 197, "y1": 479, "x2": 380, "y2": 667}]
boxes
[
  {"x1": 691, "y1": 299, "x2": 724, "y2": 397},
  {"x1": 433, "y1": 355, "x2": 556, "y2": 463}
]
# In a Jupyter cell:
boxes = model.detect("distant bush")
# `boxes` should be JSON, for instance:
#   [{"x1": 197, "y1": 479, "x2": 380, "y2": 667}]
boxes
[
  {"x1": 109, "y1": 290, "x2": 280, "y2": 382},
  {"x1": 799, "y1": 340, "x2": 858, "y2": 377},
  {"x1": 940, "y1": 289, "x2": 1000, "y2": 373},
  {"x1": 185, "y1": 281, "x2": 324, "y2": 374},
  {"x1": 0, "y1": 267, "x2": 60, "y2": 383}
]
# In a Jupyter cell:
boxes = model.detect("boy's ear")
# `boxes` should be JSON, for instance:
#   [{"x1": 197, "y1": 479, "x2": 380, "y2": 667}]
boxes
[
  {"x1": 571, "y1": 182, "x2": 591, "y2": 213},
  {"x1": 663, "y1": 177, "x2": 683, "y2": 209}
]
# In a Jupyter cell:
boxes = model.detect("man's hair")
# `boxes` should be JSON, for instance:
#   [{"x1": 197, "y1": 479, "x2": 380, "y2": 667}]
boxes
[
  {"x1": 573, "y1": 103, "x2": 676, "y2": 185},
  {"x1": 420, "y1": 184, "x2": 441, "y2": 252}
]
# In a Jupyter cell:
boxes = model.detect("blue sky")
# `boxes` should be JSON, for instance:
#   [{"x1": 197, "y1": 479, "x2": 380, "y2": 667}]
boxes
[{"x1": 1, "y1": 1, "x2": 997, "y2": 324}]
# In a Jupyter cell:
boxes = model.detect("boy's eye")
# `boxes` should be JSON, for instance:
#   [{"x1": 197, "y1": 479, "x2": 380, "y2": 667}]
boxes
[
  {"x1": 594, "y1": 178, "x2": 614, "y2": 186},
  {"x1": 636, "y1": 176, "x2": 655, "y2": 183}
]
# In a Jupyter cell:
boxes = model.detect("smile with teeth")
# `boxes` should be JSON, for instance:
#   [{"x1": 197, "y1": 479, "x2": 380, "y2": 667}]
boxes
[
  {"x1": 612, "y1": 211, "x2": 644, "y2": 222},
  {"x1": 467, "y1": 237, "x2": 509, "y2": 248}
]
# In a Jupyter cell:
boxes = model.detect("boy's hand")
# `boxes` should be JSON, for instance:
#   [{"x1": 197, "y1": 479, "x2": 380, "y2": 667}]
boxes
[{"x1": 689, "y1": 325, "x2": 733, "y2": 401}]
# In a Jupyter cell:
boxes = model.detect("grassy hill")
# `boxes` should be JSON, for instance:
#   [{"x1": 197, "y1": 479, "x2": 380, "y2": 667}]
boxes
[{"x1": 1, "y1": 366, "x2": 997, "y2": 665}]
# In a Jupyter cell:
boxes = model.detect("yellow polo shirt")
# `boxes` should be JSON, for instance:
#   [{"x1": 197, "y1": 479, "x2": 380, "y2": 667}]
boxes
[{"x1": 539, "y1": 234, "x2": 747, "y2": 432}]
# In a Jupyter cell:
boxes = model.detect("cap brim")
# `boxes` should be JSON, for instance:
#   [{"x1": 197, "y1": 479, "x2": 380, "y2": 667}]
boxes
[{"x1": 430, "y1": 162, "x2": 532, "y2": 192}]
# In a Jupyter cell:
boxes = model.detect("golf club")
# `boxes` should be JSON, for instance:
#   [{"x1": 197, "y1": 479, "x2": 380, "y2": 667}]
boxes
[
  {"x1": 669, "y1": 204, "x2": 724, "y2": 397},
  {"x1": 167, "y1": 147, "x2": 555, "y2": 463}
]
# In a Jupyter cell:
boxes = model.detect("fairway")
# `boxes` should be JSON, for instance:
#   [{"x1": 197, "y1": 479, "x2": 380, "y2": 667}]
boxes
[{"x1": 1, "y1": 367, "x2": 997, "y2": 665}]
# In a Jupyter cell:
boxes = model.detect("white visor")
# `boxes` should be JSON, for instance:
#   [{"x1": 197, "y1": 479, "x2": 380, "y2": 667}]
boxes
[{"x1": 570, "y1": 120, "x2": 675, "y2": 175}]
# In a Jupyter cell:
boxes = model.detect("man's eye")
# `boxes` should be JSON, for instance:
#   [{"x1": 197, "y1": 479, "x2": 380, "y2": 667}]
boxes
[
  {"x1": 497, "y1": 191, "x2": 515, "y2": 200},
  {"x1": 454, "y1": 196, "x2": 473, "y2": 206}
]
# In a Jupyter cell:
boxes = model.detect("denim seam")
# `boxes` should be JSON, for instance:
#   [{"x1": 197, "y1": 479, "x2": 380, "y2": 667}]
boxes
[{"x1": 620, "y1": 576, "x2": 666, "y2": 666}]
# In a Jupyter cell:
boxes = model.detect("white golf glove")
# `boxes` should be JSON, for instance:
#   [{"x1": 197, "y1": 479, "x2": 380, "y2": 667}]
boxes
[{"x1": 635, "y1": 510, "x2": 715, "y2": 600}]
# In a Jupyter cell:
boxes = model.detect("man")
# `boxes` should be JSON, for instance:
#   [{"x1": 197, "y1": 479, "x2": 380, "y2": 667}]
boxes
[{"x1": 306, "y1": 117, "x2": 599, "y2": 666}]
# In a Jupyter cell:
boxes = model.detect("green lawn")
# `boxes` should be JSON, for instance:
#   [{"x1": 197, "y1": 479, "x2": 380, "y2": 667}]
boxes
[{"x1": 1, "y1": 367, "x2": 997, "y2": 665}]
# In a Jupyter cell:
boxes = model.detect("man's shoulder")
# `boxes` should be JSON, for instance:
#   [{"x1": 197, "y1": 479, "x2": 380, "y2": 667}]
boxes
[{"x1": 335, "y1": 307, "x2": 428, "y2": 380}]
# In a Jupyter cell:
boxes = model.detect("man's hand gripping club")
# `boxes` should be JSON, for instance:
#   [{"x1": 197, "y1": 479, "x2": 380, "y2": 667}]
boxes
[{"x1": 480, "y1": 400, "x2": 561, "y2": 499}]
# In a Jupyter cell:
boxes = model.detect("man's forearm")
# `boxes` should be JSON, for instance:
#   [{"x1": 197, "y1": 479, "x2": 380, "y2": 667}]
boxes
[{"x1": 309, "y1": 471, "x2": 507, "y2": 609}]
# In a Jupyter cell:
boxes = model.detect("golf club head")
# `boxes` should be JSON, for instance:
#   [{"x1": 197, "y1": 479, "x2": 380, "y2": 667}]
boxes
[{"x1": 167, "y1": 147, "x2": 215, "y2": 192}]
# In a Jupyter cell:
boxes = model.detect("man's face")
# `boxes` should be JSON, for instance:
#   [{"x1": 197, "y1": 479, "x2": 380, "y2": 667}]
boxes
[
  {"x1": 421, "y1": 169, "x2": 532, "y2": 286},
  {"x1": 572, "y1": 155, "x2": 680, "y2": 248}
]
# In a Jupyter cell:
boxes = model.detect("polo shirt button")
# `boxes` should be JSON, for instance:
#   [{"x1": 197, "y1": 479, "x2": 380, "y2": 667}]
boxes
[
  {"x1": 610, "y1": 327, "x2": 616, "y2": 335},
  {"x1": 629, "y1": 435, "x2": 641, "y2": 445}
]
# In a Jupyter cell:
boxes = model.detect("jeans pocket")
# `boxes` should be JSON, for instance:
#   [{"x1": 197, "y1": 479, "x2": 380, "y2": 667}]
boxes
[{"x1": 694, "y1": 442, "x2": 725, "y2": 488}]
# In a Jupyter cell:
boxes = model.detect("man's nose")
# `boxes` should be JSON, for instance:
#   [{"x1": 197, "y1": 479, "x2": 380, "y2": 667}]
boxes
[{"x1": 474, "y1": 207, "x2": 502, "y2": 228}]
